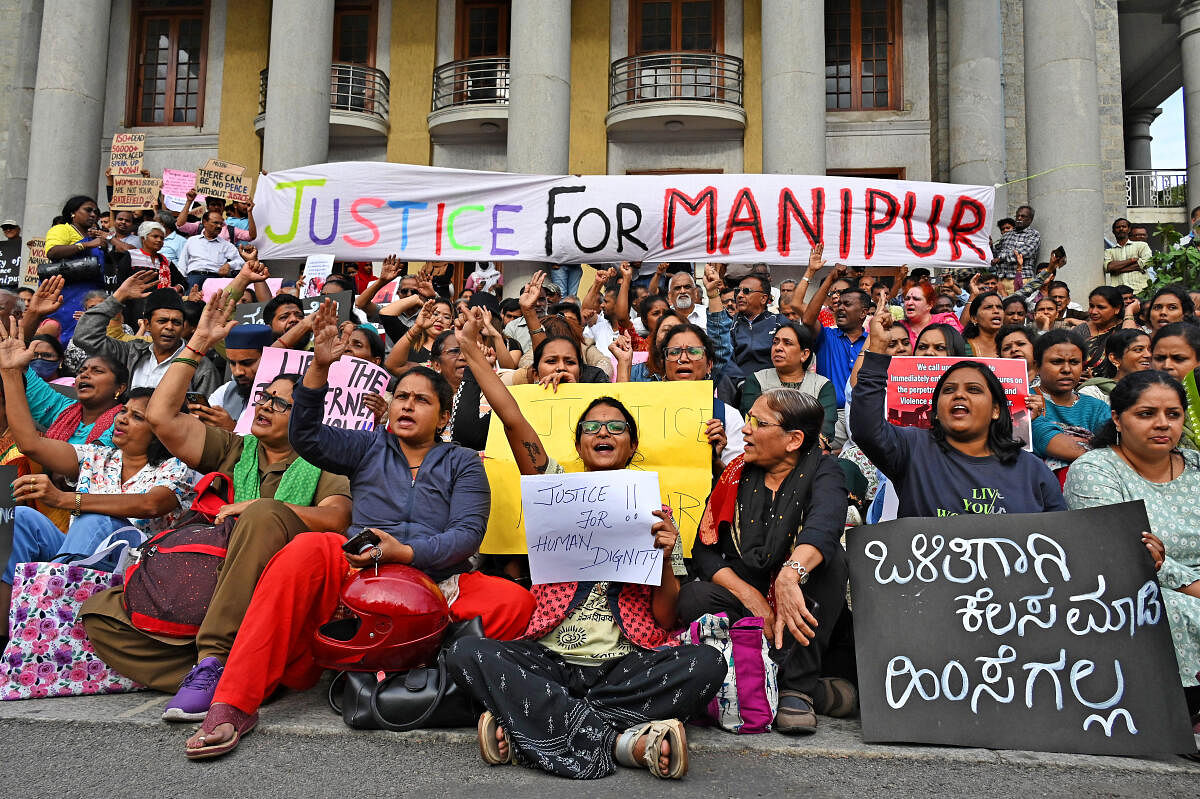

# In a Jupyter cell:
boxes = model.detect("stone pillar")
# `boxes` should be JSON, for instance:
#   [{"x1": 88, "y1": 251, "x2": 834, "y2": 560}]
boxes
[
  {"x1": 261, "y1": 0, "x2": 335, "y2": 172},
  {"x1": 21, "y1": 0, "x2": 110, "y2": 235},
  {"x1": 760, "y1": 0, "x2": 825, "y2": 174},
  {"x1": 1124, "y1": 107, "x2": 1161, "y2": 208},
  {"x1": 2, "y1": 0, "x2": 44, "y2": 222},
  {"x1": 1179, "y1": 2, "x2": 1200, "y2": 212},
  {"x1": 948, "y1": 0, "x2": 1006, "y2": 220},
  {"x1": 505, "y1": 0, "x2": 572, "y2": 293},
  {"x1": 1023, "y1": 0, "x2": 1105, "y2": 289}
]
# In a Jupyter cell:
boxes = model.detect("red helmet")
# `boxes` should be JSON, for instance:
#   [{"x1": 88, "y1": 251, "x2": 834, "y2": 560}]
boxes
[{"x1": 312, "y1": 564, "x2": 450, "y2": 671}]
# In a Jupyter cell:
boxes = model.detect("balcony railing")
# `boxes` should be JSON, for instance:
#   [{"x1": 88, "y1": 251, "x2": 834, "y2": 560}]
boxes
[
  {"x1": 258, "y1": 63, "x2": 390, "y2": 123},
  {"x1": 431, "y1": 57, "x2": 511, "y2": 111},
  {"x1": 609, "y1": 52, "x2": 744, "y2": 111},
  {"x1": 1126, "y1": 169, "x2": 1186, "y2": 208}
]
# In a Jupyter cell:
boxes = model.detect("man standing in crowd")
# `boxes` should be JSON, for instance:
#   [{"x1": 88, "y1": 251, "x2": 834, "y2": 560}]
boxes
[
  {"x1": 991, "y1": 205, "x2": 1041, "y2": 291},
  {"x1": 203, "y1": 323, "x2": 274, "y2": 430},
  {"x1": 1129, "y1": 223, "x2": 1152, "y2": 249},
  {"x1": 778, "y1": 278, "x2": 799, "y2": 320},
  {"x1": 178, "y1": 210, "x2": 245, "y2": 292},
  {"x1": 1104, "y1": 217, "x2": 1153, "y2": 294},
  {"x1": 729, "y1": 271, "x2": 785, "y2": 378}
]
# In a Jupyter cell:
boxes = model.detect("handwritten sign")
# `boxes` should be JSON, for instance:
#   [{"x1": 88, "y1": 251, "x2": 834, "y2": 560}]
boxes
[
  {"x1": 846, "y1": 502, "x2": 1194, "y2": 755},
  {"x1": 197, "y1": 168, "x2": 252, "y2": 203},
  {"x1": 23, "y1": 239, "x2": 47, "y2": 288},
  {"x1": 0, "y1": 239, "x2": 21, "y2": 288},
  {"x1": 204, "y1": 159, "x2": 245, "y2": 176},
  {"x1": 522, "y1": 470, "x2": 663, "y2": 585},
  {"x1": 109, "y1": 133, "x2": 145, "y2": 176},
  {"x1": 200, "y1": 277, "x2": 283, "y2": 301},
  {"x1": 301, "y1": 290, "x2": 352, "y2": 324},
  {"x1": 110, "y1": 177, "x2": 162, "y2": 212},
  {"x1": 886, "y1": 356, "x2": 1029, "y2": 429},
  {"x1": 234, "y1": 302, "x2": 266, "y2": 326},
  {"x1": 162, "y1": 169, "x2": 199, "y2": 212},
  {"x1": 481, "y1": 381, "x2": 713, "y2": 556},
  {"x1": 0, "y1": 465, "x2": 15, "y2": 577},
  {"x1": 303, "y1": 254, "x2": 336, "y2": 297},
  {"x1": 234, "y1": 347, "x2": 391, "y2": 434}
]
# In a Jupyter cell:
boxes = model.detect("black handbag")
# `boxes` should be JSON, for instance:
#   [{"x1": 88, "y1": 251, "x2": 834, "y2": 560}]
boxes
[
  {"x1": 328, "y1": 616, "x2": 485, "y2": 731},
  {"x1": 38, "y1": 254, "x2": 102, "y2": 283}
]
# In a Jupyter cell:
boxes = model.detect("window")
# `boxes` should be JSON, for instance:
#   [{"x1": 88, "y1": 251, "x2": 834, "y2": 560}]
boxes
[
  {"x1": 455, "y1": 1, "x2": 510, "y2": 59},
  {"x1": 129, "y1": 1, "x2": 207, "y2": 126},
  {"x1": 334, "y1": 2, "x2": 376, "y2": 66},
  {"x1": 825, "y1": 0, "x2": 899, "y2": 111},
  {"x1": 631, "y1": 1, "x2": 722, "y2": 54}
]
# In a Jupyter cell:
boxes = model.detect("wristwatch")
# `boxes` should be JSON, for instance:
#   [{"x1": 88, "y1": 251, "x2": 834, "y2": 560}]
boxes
[{"x1": 781, "y1": 560, "x2": 810, "y2": 584}]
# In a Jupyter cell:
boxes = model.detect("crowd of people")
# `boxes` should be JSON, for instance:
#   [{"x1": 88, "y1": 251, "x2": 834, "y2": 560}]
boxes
[{"x1": 0, "y1": 192, "x2": 1199, "y2": 777}]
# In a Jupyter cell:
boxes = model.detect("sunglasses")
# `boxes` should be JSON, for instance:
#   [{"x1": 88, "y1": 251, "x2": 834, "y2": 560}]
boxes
[
  {"x1": 736, "y1": 287, "x2": 764, "y2": 296},
  {"x1": 253, "y1": 393, "x2": 294, "y2": 413},
  {"x1": 746, "y1": 413, "x2": 789, "y2": 431},
  {"x1": 578, "y1": 420, "x2": 630, "y2": 435},
  {"x1": 665, "y1": 345, "x2": 705, "y2": 360}
]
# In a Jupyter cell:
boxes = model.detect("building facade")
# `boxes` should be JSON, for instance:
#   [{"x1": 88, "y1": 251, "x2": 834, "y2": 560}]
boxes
[{"x1": 0, "y1": 0, "x2": 1193, "y2": 291}]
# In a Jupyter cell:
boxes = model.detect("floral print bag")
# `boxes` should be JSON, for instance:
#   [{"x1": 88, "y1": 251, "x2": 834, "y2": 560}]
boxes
[{"x1": 1, "y1": 561, "x2": 143, "y2": 700}]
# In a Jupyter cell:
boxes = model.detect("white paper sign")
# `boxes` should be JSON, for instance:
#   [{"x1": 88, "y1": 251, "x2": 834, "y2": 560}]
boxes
[
  {"x1": 522, "y1": 470, "x2": 663, "y2": 586},
  {"x1": 303, "y1": 254, "x2": 336, "y2": 297}
]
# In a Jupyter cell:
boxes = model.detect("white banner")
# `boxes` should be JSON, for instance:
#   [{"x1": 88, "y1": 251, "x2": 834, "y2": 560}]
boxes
[{"x1": 252, "y1": 162, "x2": 994, "y2": 267}]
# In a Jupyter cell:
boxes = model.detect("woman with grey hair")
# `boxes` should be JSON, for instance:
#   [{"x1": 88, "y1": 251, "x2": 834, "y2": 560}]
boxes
[
  {"x1": 124, "y1": 220, "x2": 185, "y2": 290},
  {"x1": 678, "y1": 386, "x2": 851, "y2": 735}
]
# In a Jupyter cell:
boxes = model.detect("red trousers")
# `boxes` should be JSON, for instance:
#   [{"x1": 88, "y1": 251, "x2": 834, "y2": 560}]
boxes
[{"x1": 212, "y1": 532, "x2": 536, "y2": 715}]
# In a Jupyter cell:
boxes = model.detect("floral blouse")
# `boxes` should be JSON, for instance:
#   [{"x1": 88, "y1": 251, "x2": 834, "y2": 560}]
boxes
[{"x1": 71, "y1": 444, "x2": 197, "y2": 534}]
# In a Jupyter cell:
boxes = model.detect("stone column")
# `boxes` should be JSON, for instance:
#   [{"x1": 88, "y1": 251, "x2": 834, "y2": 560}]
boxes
[
  {"x1": 261, "y1": 0, "x2": 335, "y2": 172},
  {"x1": 21, "y1": 0, "x2": 110, "y2": 235},
  {"x1": 761, "y1": 0, "x2": 825, "y2": 174},
  {"x1": 1124, "y1": 107, "x2": 1161, "y2": 208},
  {"x1": 948, "y1": 0, "x2": 1006, "y2": 220},
  {"x1": 1023, "y1": 0, "x2": 1105, "y2": 289},
  {"x1": 1179, "y1": 2, "x2": 1200, "y2": 211},
  {"x1": 2, "y1": 0, "x2": 44, "y2": 222},
  {"x1": 505, "y1": 0, "x2": 572, "y2": 293}
]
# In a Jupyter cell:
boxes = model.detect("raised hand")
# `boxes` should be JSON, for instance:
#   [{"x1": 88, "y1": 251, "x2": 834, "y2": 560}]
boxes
[
  {"x1": 113, "y1": 270, "x2": 159, "y2": 304},
  {"x1": 237, "y1": 257, "x2": 269, "y2": 283},
  {"x1": 311, "y1": 299, "x2": 349, "y2": 368},
  {"x1": 807, "y1": 244, "x2": 825, "y2": 275},
  {"x1": 415, "y1": 265, "x2": 437, "y2": 299},
  {"x1": 27, "y1": 276, "x2": 65, "y2": 318},
  {"x1": 519, "y1": 271, "x2": 546, "y2": 314},
  {"x1": 413, "y1": 299, "x2": 436, "y2": 332},
  {"x1": 0, "y1": 316, "x2": 34, "y2": 371},
  {"x1": 608, "y1": 330, "x2": 633, "y2": 365},
  {"x1": 379, "y1": 254, "x2": 404, "y2": 283},
  {"x1": 618, "y1": 261, "x2": 634, "y2": 281},
  {"x1": 866, "y1": 301, "x2": 895, "y2": 354},
  {"x1": 192, "y1": 292, "x2": 239, "y2": 347},
  {"x1": 460, "y1": 306, "x2": 485, "y2": 344}
]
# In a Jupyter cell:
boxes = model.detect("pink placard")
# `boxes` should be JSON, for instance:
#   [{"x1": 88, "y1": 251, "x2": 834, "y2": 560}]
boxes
[{"x1": 201, "y1": 277, "x2": 283, "y2": 301}]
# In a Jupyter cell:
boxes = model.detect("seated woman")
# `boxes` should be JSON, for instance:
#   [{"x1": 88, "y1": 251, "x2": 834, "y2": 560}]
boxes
[
  {"x1": 28, "y1": 334, "x2": 66, "y2": 381},
  {"x1": 1078, "y1": 286, "x2": 1129, "y2": 377},
  {"x1": 79, "y1": 293, "x2": 352, "y2": 722},
  {"x1": 1152, "y1": 322, "x2": 1200, "y2": 450},
  {"x1": 850, "y1": 305, "x2": 1066, "y2": 517},
  {"x1": 898, "y1": 282, "x2": 963, "y2": 350},
  {"x1": 961, "y1": 290, "x2": 1004, "y2": 358},
  {"x1": 1080, "y1": 328, "x2": 1152, "y2": 403},
  {"x1": 1030, "y1": 329, "x2": 1111, "y2": 472},
  {"x1": 1064, "y1": 370, "x2": 1200, "y2": 704},
  {"x1": 913, "y1": 323, "x2": 969, "y2": 358},
  {"x1": 678, "y1": 388, "x2": 849, "y2": 735},
  {"x1": 998, "y1": 324, "x2": 1038, "y2": 389},
  {"x1": 1146, "y1": 285, "x2": 1195, "y2": 336},
  {"x1": 739, "y1": 320, "x2": 836, "y2": 443},
  {"x1": 183, "y1": 301, "x2": 535, "y2": 761},
  {"x1": 384, "y1": 297, "x2": 455, "y2": 368},
  {"x1": 512, "y1": 314, "x2": 611, "y2": 384},
  {"x1": 444, "y1": 307, "x2": 725, "y2": 780}
]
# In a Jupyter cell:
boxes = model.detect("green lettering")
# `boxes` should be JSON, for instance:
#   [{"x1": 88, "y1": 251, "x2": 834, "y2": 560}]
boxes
[
  {"x1": 447, "y1": 204, "x2": 484, "y2": 251},
  {"x1": 265, "y1": 179, "x2": 327, "y2": 243}
]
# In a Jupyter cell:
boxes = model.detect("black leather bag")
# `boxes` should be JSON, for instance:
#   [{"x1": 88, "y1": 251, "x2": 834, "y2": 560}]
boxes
[
  {"x1": 38, "y1": 255, "x2": 102, "y2": 283},
  {"x1": 328, "y1": 616, "x2": 484, "y2": 731}
]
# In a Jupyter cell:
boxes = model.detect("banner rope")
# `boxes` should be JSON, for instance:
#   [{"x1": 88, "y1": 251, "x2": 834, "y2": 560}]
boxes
[{"x1": 994, "y1": 162, "x2": 1099, "y2": 188}]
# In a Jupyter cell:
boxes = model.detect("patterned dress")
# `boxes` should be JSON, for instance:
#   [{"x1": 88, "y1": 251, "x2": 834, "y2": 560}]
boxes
[{"x1": 1064, "y1": 447, "x2": 1200, "y2": 685}]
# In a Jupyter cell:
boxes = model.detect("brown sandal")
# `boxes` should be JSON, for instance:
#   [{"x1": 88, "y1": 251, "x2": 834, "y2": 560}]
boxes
[
  {"x1": 185, "y1": 703, "x2": 258, "y2": 761},
  {"x1": 477, "y1": 711, "x2": 514, "y2": 765},
  {"x1": 614, "y1": 719, "x2": 688, "y2": 779}
]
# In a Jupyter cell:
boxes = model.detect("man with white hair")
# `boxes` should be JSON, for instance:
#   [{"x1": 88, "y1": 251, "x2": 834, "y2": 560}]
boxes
[{"x1": 666, "y1": 269, "x2": 705, "y2": 326}]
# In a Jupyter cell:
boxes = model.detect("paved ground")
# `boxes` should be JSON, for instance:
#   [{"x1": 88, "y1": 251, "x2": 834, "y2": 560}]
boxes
[{"x1": 2, "y1": 679, "x2": 1198, "y2": 798}]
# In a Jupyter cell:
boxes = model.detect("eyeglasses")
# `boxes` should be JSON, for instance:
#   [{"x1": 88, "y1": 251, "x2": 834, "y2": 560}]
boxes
[
  {"x1": 440, "y1": 347, "x2": 462, "y2": 357},
  {"x1": 579, "y1": 420, "x2": 630, "y2": 435},
  {"x1": 736, "y1": 287, "x2": 764, "y2": 296},
  {"x1": 746, "y1": 413, "x2": 789, "y2": 431},
  {"x1": 664, "y1": 345, "x2": 705, "y2": 361},
  {"x1": 398, "y1": 288, "x2": 417, "y2": 296},
  {"x1": 254, "y1": 393, "x2": 294, "y2": 413}
]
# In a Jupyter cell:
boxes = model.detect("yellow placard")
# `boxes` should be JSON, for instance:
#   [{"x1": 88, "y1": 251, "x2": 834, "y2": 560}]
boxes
[{"x1": 481, "y1": 381, "x2": 714, "y2": 556}]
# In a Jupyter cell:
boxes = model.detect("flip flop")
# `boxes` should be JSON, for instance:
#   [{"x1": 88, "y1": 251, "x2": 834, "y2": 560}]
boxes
[
  {"x1": 185, "y1": 703, "x2": 258, "y2": 761},
  {"x1": 477, "y1": 711, "x2": 514, "y2": 765},
  {"x1": 614, "y1": 719, "x2": 688, "y2": 779}
]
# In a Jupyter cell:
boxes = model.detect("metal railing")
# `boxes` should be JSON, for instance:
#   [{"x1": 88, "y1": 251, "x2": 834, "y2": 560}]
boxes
[
  {"x1": 1126, "y1": 169, "x2": 1187, "y2": 208},
  {"x1": 258, "y1": 63, "x2": 391, "y2": 122},
  {"x1": 609, "y1": 52, "x2": 743, "y2": 111},
  {"x1": 431, "y1": 57, "x2": 511, "y2": 111}
]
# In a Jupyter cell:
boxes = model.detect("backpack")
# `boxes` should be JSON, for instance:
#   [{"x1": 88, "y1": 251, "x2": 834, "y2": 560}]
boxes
[{"x1": 121, "y1": 473, "x2": 234, "y2": 638}]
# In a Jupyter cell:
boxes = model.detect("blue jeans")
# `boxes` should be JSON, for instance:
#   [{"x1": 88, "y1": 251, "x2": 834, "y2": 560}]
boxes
[
  {"x1": 4, "y1": 508, "x2": 131, "y2": 584},
  {"x1": 548, "y1": 265, "x2": 582, "y2": 299},
  {"x1": 186, "y1": 271, "x2": 218, "y2": 293}
]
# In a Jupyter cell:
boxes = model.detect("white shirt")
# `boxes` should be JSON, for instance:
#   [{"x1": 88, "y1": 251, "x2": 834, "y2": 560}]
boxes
[
  {"x1": 131, "y1": 343, "x2": 185, "y2": 389},
  {"x1": 587, "y1": 314, "x2": 617, "y2": 352},
  {"x1": 209, "y1": 380, "x2": 249, "y2": 421},
  {"x1": 718, "y1": 401, "x2": 746, "y2": 466},
  {"x1": 179, "y1": 233, "x2": 243, "y2": 276}
]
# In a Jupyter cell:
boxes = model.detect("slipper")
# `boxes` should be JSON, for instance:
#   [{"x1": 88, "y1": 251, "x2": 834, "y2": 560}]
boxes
[
  {"x1": 477, "y1": 711, "x2": 514, "y2": 765},
  {"x1": 614, "y1": 719, "x2": 688, "y2": 779},
  {"x1": 185, "y1": 703, "x2": 258, "y2": 761},
  {"x1": 813, "y1": 677, "x2": 859, "y2": 718}
]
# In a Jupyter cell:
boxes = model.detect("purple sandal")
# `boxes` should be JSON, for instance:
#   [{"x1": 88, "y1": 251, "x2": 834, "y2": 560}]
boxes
[{"x1": 185, "y1": 703, "x2": 259, "y2": 761}]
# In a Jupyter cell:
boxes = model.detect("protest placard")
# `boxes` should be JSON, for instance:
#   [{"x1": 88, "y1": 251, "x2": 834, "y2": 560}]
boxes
[
  {"x1": 846, "y1": 501, "x2": 1194, "y2": 755},
  {"x1": 254, "y1": 162, "x2": 994, "y2": 268},
  {"x1": 234, "y1": 302, "x2": 266, "y2": 326},
  {"x1": 197, "y1": 168, "x2": 252, "y2": 202},
  {"x1": 303, "y1": 254, "x2": 336, "y2": 297},
  {"x1": 200, "y1": 277, "x2": 283, "y2": 301},
  {"x1": 204, "y1": 159, "x2": 245, "y2": 176},
  {"x1": 522, "y1": 470, "x2": 664, "y2": 586},
  {"x1": 23, "y1": 239, "x2": 47, "y2": 288},
  {"x1": 373, "y1": 279, "x2": 400, "y2": 304},
  {"x1": 162, "y1": 169, "x2": 200, "y2": 212},
  {"x1": 0, "y1": 239, "x2": 21, "y2": 288},
  {"x1": 481, "y1": 381, "x2": 713, "y2": 556},
  {"x1": 0, "y1": 465, "x2": 15, "y2": 581},
  {"x1": 302, "y1": 290, "x2": 352, "y2": 324},
  {"x1": 886, "y1": 356, "x2": 1029, "y2": 429},
  {"x1": 109, "y1": 177, "x2": 162, "y2": 212},
  {"x1": 234, "y1": 348, "x2": 391, "y2": 434},
  {"x1": 109, "y1": 133, "x2": 145, "y2": 176}
]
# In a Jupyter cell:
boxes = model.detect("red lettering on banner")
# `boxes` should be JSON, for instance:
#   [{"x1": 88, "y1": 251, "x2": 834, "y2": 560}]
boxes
[
  {"x1": 436, "y1": 202, "x2": 446, "y2": 256},
  {"x1": 777, "y1": 188, "x2": 824, "y2": 256},
  {"x1": 718, "y1": 188, "x2": 766, "y2": 254},
  {"x1": 864, "y1": 189, "x2": 901, "y2": 259},
  {"x1": 947, "y1": 197, "x2": 987, "y2": 261},
  {"x1": 662, "y1": 187, "x2": 718, "y2": 253},
  {"x1": 343, "y1": 197, "x2": 384, "y2": 248},
  {"x1": 902, "y1": 192, "x2": 943, "y2": 257},
  {"x1": 839, "y1": 189, "x2": 853, "y2": 260}
]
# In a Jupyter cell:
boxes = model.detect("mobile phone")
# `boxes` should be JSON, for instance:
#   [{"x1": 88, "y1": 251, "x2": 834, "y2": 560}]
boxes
[
  {"x1": 185, "y1": 392, "x2": 209, "y2": 408},
  {"x1": 342, "y1": 528, "x2": 381, "y2": 556}
]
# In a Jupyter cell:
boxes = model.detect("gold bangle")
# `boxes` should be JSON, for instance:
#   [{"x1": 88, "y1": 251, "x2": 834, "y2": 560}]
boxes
[{"x1": 72, "y1": 492, "x2": 82, "y2": 517}]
